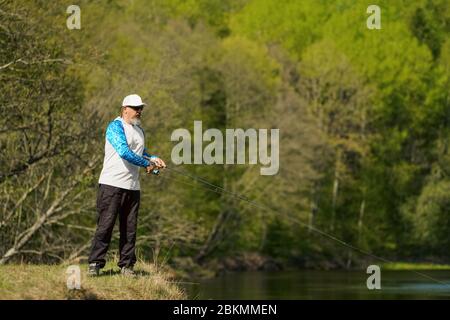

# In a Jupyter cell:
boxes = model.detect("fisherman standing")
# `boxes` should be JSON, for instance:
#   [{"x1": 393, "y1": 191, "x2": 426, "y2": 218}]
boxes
[{"x1": 87, "y1": 94, "x2": 166, "y2": 276}]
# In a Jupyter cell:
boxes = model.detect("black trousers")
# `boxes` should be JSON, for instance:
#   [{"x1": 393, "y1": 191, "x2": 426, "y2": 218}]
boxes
[{"x1": 88, "y1": 184, "x2": 140, "y2": 268}]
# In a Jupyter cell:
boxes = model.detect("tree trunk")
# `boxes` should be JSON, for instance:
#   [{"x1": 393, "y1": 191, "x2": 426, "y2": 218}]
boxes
[
  {"x1": 195, "y1": 208, "x2": 232, "y2": 263},
  {"x1": 330, "y1": 158, "x2": 340, "y2": 232},
  {"x1": 195, "y1": 161, "x2": 234, "y2": 263},
  {"x1": 358, "y1": 193, "x2": 366, "y2": 245},
  {"x1": 308, "y1": 183, "x2": 319, "y2": 234},
  {"x1": 0, "y1": 160, "x2": 98, "y2": 264}
]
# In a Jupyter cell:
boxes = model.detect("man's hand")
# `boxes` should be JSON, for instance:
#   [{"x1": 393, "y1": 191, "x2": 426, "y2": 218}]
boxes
[
  {"x1": 151, "y1": 157, "x2": 166, "y2": 169},
  {"x1": 144, "y1": 156, "x2": 166, "y2": 174}
]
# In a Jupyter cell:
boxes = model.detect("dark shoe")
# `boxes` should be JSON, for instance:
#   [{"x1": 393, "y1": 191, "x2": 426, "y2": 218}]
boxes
[
  {"x1": 120, "y1": 266, "x2": 136, "y2": 277},
  {"x1": 88, "y1": 263, "x2": 100, "y2": 276}
]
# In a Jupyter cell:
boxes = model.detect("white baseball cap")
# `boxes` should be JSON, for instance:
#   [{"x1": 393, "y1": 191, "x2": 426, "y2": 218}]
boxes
[{"x1": 122, "y1": 94, "x2": 146, "y2": 107}]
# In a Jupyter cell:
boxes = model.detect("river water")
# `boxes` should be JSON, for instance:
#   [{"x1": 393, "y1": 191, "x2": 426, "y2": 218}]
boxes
[{"x1": 184, "y1": 270, "x2": 450, "y2": 299}]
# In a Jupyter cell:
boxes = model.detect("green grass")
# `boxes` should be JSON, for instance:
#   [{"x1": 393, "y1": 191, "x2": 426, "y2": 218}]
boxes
[
  {"x1": 0, "y1": 260, "x2": 186, "y2": 300},
  {"x1": 381, "y1": 262, "x2": 450, "y2": 270}
]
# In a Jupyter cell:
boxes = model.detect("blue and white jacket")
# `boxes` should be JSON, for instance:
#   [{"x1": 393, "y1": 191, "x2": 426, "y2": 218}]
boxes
[{"x1": 98, "y1": 117, "x2": 156, "y2": 190}]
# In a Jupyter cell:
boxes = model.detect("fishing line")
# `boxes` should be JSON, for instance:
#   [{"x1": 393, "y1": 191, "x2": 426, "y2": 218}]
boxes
[
  {"x1": 160, "y1": 171, "x2": 225, "y2": 197},
  {"x1": 159, "y1": 166, "x2": 450, "y2": 287}
]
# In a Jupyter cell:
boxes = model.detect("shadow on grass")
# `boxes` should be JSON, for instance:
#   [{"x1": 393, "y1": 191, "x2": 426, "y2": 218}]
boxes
[
  {"x1": 98, "y1": 268, "x2": 152, "y2": 277},
  {"x1": 98, "y1": 268, "x2": 121, "y2": 277},
  {"x1": 66, "y1": 288, "x2": 98, "y2": 300}
]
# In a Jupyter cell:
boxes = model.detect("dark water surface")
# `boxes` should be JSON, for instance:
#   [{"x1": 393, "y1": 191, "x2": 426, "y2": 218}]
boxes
[{"x1": 184, "y1": 270, "x2": 450, "y2": 299}]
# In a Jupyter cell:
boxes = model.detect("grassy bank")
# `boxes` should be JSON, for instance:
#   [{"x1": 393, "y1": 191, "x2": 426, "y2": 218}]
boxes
[
  {"x1": 381, "y1": 262, "x2": 450, "y2": 270},
  {"x1": 0, "y1": 261, "x2": 186, "y2": 300}
]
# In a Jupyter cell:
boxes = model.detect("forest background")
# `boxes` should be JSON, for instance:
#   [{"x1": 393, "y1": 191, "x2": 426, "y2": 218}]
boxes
[{"x1": 1, "y1": 0, "x2": 449, "y2": 272}]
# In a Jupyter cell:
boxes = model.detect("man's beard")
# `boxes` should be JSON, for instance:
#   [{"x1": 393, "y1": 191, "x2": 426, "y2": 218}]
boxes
[{"x1": 130, "y1": 117, "x2": 141, "y2": 126}]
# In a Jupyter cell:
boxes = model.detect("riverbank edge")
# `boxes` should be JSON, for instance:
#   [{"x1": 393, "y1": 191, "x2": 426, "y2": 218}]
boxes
[
  {"x1": 169, "y1": 253, "x2": 450, "y2": 280},
  {"x1": 0, "y1": 261, "x2": 186, "y2": 300}
]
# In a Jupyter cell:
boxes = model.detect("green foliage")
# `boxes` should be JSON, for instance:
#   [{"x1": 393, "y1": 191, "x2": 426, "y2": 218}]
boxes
[
  {"x1": 405, "y1": 180, "x2": 450, "y2": 252},
  {"x1": 410, "y1": 0, "x2": 450, "y2": 59}
]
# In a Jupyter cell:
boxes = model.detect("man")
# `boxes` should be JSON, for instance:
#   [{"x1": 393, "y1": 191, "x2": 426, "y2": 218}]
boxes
[{"x1": 87, "y1": 94, "x2": 166, "y2": 276}]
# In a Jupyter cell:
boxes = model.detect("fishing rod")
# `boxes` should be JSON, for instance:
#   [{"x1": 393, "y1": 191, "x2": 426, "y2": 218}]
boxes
[{"x1": 155, "y1": 165, "x2": 450, "y2": 287}]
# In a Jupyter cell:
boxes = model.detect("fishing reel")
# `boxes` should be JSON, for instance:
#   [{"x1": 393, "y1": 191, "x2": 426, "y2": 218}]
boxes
[{"x1": 148, "y1": 161, "x2": 161, "y2": 175}]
